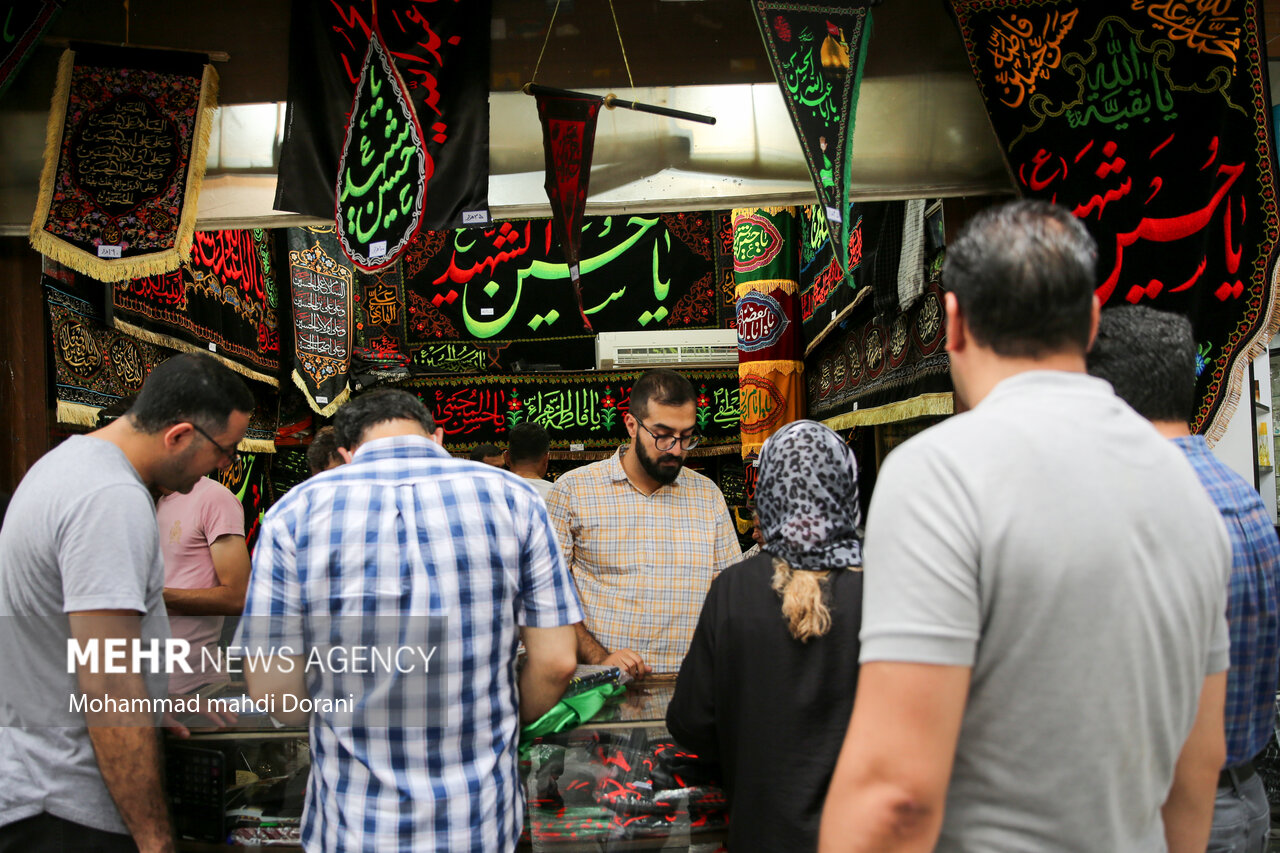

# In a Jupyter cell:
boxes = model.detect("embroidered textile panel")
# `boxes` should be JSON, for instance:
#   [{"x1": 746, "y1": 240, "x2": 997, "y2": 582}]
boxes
[
  {"x1": 800, "y1": 203, "x2": 866, "y2": 351},
  {"x1": 808, "y1": 283, "x2": 951, "y2": 421},
  {"x1": 947, "y1": 0, "x2": 1280, "y2": 440},
  {"x1": 336, "y1": 27, "x2": 427, "y2": 272},
  {"x1": 109, "y1": 229, "x2": 281, "y2": 386},
  {"x1": 46, "y1": 275, "x2": 278, "y2": 450},
  {"x1": 752, "y1": 1, "x2": 875, "y2": 278},
  {"x1": 406, "y1": 212, "x2": 723, "y2": 341},
  {"x1": 405, "y1": 369, "x2": 741, "y2": 454},
  {"x1": 30, "y1": 44, "x2": 217, "y2": 282},
  {"x1": 286, "y1": 225, "x2": 353, "y2": 415}
]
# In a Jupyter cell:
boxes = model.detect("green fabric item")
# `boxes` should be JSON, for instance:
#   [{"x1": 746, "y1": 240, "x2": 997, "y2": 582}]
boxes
[{"x1": 519, "y1": 682, "x2": 626, "y2": 754}]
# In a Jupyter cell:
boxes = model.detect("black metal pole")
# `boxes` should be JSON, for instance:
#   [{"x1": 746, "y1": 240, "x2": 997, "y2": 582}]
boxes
[{"x1": 522, "y1": 82, "x2": 715, "y2": 125}]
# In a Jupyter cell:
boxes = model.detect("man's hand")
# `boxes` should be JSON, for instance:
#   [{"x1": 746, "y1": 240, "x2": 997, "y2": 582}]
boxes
[{"x1": 602, "y1": 649, "x2": 651, "y2": 682}]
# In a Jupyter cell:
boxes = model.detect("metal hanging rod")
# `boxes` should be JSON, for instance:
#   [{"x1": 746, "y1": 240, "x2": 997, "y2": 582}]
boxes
[
  {"x1": 522, "y1": 82, "x2": 716, "y2": 126},
  {"x1": 43, "y1": 37, "x2": 230, "y2": 62}
]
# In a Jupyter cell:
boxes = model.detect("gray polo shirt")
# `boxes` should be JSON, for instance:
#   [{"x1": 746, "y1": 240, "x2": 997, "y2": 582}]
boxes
[
  {"x1": 862, "y1": 371, "x2": 1230, "y2": 852},
  {"x1": 0, "y1": 436, "x2": 169, "y2": 835}
]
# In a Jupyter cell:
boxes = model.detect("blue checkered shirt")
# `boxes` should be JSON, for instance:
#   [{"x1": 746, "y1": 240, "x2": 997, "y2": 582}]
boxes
[
  {"x1": 236, "y1": 435, "x2": 583, "y2": 852},
  {"x1": 1175, "y1": 435, "x2": 1280, "y2": 766}
]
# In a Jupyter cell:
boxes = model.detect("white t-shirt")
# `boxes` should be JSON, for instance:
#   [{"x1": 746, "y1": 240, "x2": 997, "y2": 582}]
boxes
[
  {"x1": 518, "y1": 475, "x2": 554, "y2": 500},
  {"x1": 0, "y1": 436, "x2": 169, "y2": 835},
  {"x1": 861, "y1": 371, "x2": 1230, "y2": 852}
]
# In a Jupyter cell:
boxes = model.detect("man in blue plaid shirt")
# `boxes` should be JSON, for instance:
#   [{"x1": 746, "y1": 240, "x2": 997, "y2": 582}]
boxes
[
  {"x1": 1091, "y1": 306, "x2": 1280, "y2": 853},
  {"x1": 236, "y1": 389, "x2": 581, "y2": 852}
]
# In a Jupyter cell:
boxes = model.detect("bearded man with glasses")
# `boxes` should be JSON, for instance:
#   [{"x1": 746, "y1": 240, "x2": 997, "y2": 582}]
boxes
[{"x1": 546, "y1": 368, "x2": 741, "y2": 680}]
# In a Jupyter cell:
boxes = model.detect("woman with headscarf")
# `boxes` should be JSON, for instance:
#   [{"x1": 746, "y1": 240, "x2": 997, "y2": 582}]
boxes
[{"x1": 666, "y1": 419, "x2": 864, "y2": 851}]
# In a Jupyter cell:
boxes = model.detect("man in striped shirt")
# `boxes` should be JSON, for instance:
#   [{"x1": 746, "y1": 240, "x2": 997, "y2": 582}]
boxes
[
  {"x1": 1090, "y1": 305, "x2": 1280, "y2": 853},
  {"x1": 546, "y1": 369, "x2": 741, "y2": 678},
  {"x1": 237, "y1": 389, "x2": 581, "y2": 852}
]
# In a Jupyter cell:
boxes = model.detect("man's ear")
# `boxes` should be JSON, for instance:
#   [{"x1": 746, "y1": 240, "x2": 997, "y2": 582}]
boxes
[
  {"x1": 502, "y1": 449, "x2": 512, "y2": 467},
  {"x1": 337, "y1": 446, "x2": 356, "y2": 464},
  {"x1": 623, "y1": 411, "x2": 638, "y2": 438},
  {"x1": 944, "y1": 292, "x2": 965, "y2": 355},
  {"x1": 430, "y1": 426, "x2": 445, "y2": 446},
  {"x1": 1085, "y1": 293, "x2": 1101, "y2": 352},
  {"x1": 162, "y1": 422, "x2": 194, "y2": 451}
]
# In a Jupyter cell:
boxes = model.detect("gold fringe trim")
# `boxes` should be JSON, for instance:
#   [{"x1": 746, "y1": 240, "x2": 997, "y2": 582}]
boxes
[
  {"x1": 819, "y1": 392, "x2": 954, "y2": 430},
  {"x1": 739, "y1": 360, "x2": 804, "y2": 378},
  {"x1": 110, "y1": 317, "x2": 280, "y2": 386},
  {"x1": 804, "y1": 285, "x2": 872, "y2": 357},
  {"x1": 29, "y1": 54, "x2": 219, "y2": 283},
  {"x1": 238, "y1": 437, "x2": 277, "y2": 454},
  {"x1": 734, "y1": 279, "x2": 800, "y2": 298},
  {"x1": 292, "y1": 369, "x2": 350, "y2": 417},
  {"x1": 1205, "y1": 258, "x2": 1280, "y2": 447},
  {"x1": 56, "y1": 400, "x2": 103, "y2": 428},
  {"x1": 29, "y1": 50, "x2": 75, "y2": 265}
]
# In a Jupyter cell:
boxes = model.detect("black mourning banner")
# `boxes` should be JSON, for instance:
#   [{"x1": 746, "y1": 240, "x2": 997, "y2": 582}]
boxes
[
  {"x1": 275, "y1": 0, "x2": 491, "y2": 232},
  {"x1": 948, "y1": 0, "x2": 1280, "y2": 440},
  {"x1": 336, "y1": 26, "x2": 427, "y2": 272}
]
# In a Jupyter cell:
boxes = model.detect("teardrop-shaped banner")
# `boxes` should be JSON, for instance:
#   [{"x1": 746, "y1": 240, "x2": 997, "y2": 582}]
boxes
[
  {"x1": 535, "y1": 90, "x2": 603, "y2": 331},
  {"x1": 336, "y1": 27, "x2": 428, "y2": 272},
  {"x1": 752, "y1": 2, "x2": 874, "y2": 283}
]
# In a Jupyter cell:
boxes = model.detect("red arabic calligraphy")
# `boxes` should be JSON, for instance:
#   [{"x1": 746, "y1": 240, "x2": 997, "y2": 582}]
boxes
[{"x1": 1097, "y1": 160, "x2": 1243, "y2": 304}]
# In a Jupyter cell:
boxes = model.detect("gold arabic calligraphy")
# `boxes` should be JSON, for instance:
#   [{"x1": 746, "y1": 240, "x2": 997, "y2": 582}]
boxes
[
  {"x1": 987, "y1": 9, "x2": 1078, "y2": 109},
  {"x1": 1133, "y1": 0, "x2": 1241, "y2": 62}
]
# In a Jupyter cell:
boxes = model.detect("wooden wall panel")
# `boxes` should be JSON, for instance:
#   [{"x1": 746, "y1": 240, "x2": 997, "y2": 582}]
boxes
[{"x1": 0, "y1": 240, "x2": 49, "y2": 494}]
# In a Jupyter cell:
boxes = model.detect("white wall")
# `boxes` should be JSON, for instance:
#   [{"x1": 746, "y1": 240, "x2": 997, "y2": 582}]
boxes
[{"x1": 1209, "y1": 351, "x2": 1275, "y2": 522}]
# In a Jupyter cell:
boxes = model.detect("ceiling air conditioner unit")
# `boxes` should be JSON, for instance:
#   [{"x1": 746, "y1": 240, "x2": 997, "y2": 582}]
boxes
[{"x1": 595, "y1": 329, "x2": 739, "y2": 369}]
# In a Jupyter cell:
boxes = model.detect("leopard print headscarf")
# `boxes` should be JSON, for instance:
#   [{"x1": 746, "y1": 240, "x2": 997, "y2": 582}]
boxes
[{"x1": 756, "y1": 419, "x2": 863, "y2": 571}]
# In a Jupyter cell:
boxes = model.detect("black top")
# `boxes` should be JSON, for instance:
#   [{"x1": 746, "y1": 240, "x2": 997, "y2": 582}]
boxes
[{"x1": 666, "y1": 552, "x2": 863, "y2": 852}]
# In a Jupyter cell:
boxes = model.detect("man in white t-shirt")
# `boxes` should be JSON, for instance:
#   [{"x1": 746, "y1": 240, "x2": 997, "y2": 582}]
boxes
[
  {"x1": 819, "y1": 200, "x2": 1231, "y2": 853},
  {"x1": 504, "y1": 422, "x2": 554, "y2": 500}
]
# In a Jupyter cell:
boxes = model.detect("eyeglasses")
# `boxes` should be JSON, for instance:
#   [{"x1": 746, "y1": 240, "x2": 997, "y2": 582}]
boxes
[
  {"x1": 635, "y1": 419, "x2": 701, "y2": 451},
  {"x1": 190, "y1": 422, "x2": 241, "y2": 464}
]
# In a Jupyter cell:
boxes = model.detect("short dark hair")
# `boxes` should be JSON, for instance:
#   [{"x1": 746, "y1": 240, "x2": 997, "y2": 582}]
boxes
[
  {"x1": 1087, "y1": 305, "x2": 1197, "y2": 424},
  {"x1": 469, "y1": 443, "x2": 502, "y2": 462},
  {"x1": 334, "y1": 389, "x2": 436, "y2": 449},
  {"x1": 629, "y1": 368, "x2": 695, "y2": 420},
  {"x1": 507, "y1": 422, "x2": 550, "y2": 464},
  {"x1": 943, "y1": 199, "x2": 1097, "y2": 358},
  {"x1": 306, "y1": 426, "x2": 341, "y2": 475},
  {"x1": 127, "y1": 353, "x2": 254, "y2": 434}
]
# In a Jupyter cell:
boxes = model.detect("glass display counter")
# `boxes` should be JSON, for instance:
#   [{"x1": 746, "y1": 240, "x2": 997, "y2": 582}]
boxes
[{"x1": 167, "y1": 676, "x2": 727, "y2": 851}]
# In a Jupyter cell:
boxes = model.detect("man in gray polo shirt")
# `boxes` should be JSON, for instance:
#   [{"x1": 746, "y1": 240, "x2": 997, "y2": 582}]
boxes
[
  {"x1": 819, "y1": 201, "x2": 1231, "y2": 852},
  {"x1": 0, "y1": 353, "x2": 253, "y2": 853}
]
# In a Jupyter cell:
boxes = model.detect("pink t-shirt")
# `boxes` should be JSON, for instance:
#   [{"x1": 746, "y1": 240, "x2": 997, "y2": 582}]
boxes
[{"x1": 156, "y1": 476, "x2": 244, "y2": 694}]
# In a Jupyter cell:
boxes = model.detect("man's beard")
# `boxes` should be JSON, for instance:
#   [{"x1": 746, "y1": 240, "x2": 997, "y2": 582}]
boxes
[{"x1": 635, "y1": 438, "x2": 683, "y2": 485}]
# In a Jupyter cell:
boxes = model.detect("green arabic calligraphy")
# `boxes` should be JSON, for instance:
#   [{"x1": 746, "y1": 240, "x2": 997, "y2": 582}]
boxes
[
  {"x1": 781, "y1": 26, "x2": 839, "y2": 123},
  {"x1": 1015, "y1": 17, "x2": 1194, "y2": 150},
  {"x1": 337, "y1": 31, "x2": 425, "y2": 265},
  {"x1": 461, "y1": 216, "x2": 664, "y2": 338},
  {"x1": 1062, "y1": 21, "x2": 1176, "y2": 130}
]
